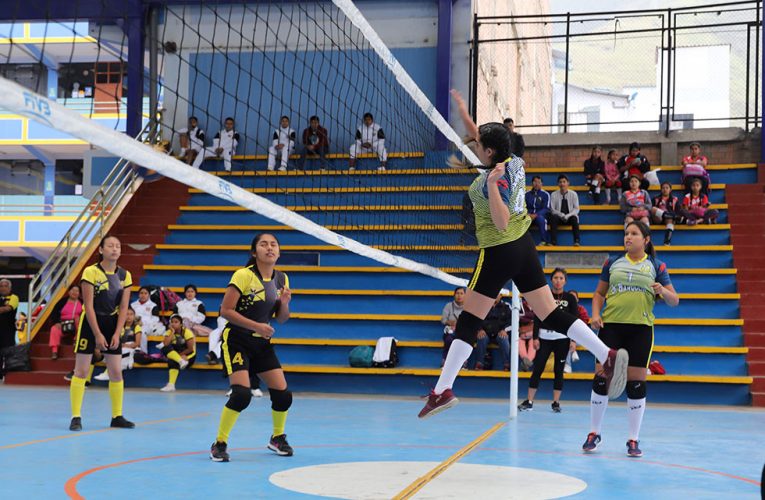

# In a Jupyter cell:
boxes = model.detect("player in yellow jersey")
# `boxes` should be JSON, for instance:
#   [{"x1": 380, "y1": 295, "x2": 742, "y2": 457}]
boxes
[
  {"x1": 418, "y1": 91, "x2": 629, "y2": 418},
  {"x1": 70, "y1": 235, "x2": 135, "y2": 431},
  {"x1": 210, "y1": 233, "x2": 293, "y2": 462}
]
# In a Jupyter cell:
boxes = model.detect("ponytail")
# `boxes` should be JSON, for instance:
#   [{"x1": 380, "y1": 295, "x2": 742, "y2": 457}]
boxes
[{"x1": 626, "y1": 220, "x2": 655, "y2": 258}]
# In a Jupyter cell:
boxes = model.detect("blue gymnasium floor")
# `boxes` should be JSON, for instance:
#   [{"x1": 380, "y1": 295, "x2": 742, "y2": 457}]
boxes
[{"x1": 0, "y1": 386, "x2": 762, "y2": 499}]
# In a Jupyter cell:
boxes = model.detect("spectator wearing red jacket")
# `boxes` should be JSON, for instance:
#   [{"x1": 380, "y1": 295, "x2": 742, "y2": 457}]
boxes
[{"x1": 680, "y1": 178, "x2": 718, "y2": 225}]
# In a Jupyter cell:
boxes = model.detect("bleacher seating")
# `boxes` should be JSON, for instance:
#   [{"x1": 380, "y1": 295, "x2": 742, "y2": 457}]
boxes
[{"x1": 119, "y1": 158, "x2": 756, "y2": 405}]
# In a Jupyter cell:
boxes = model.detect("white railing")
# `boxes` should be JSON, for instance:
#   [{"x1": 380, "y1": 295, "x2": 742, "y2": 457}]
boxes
[{"x1": 25, "y1": 127, "x2": 152, "y2": 340}]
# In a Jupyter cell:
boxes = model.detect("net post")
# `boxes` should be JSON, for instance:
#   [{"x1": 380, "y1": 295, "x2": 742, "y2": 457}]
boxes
[{"x1": 509, "y1": 282, "x2": 520, "y2": 420}]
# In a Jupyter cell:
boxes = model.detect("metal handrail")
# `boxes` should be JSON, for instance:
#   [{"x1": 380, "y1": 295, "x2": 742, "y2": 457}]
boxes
[{"x1": 25, "y1": 124, "x2": 154, "y2": 341}]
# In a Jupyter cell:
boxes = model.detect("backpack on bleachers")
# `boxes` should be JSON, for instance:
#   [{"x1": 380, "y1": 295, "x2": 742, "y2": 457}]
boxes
[
  {"x1": 371, "y1": 337, "x2": 398, "y2": 368},
  {"x1": 145, "y1": 285, "x2": 182, "y2": 313},
  {"x1": 349, "y1": 345, "x2": 374, "y2": 368}
]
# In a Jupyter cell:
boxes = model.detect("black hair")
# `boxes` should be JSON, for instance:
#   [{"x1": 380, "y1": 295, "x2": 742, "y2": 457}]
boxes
[
  {"x1": 477, "y1": 122, "x2": 511, "y2": 164},
  {"x1": 169, "y1": 314, "x2": 184, "y2": 330},
  {"x1": 569, "y1": 289, "x2": 579, "y2": 298},
  {"x1": 246, "y1": 233, "x2": 280, "y2": 267},
  {"x1": 184, "y1": 284, "x2": 197, "y2": 293},
  {"x1": 531, "y1": 175, "x2": 542, "y2": 182},
  {"x1": 309, "y1": 115, "x2": 319, "y2": 122},
  {"x1": 189, "y1": 116, "x2": 198, "y2": 122},
  {"x1": 97, "y1": 234, "x2": 120, "y2": 262},
  {"x1": 224, "y1": 116, "x2": 234, "y2": 123},
  {"x1": 503, "y1": 117, "x2": 514, "y2": 125},
  {"x1": 607, "y1": 149, "x2": 617, "y2": 157},
  {"x1": 660, "y1": 181, "x2": 672, "y2": 189},
  {"x1": 557, "y1": 174, "x2": 569, "y2": 182},
  {"x1": 363, "y1": 112, "x2": 373, "y2": 121},
  {"x1": 629, "y1": 141, "x2": 640, "y2": 151},
  {"x1": 280, "y1": 115, "x2": 289, "y2": 121},
  {"x1": 551, "y1": 267, "x2": 568, "y2": 280},
  {"x1": 626, "y1": 220, "x2": 655, "y2": 258},
  {"x1": 628, "y1": 174, "x2": 642, "y2": 185},
  {"x1": 592, "y1": 145, "x2": 602, "y2": 152},
  {"x1": 453, "y1": 286, "x2": 466, "y2": 294},
  {"x1": 138, "y1": 286, "x2": 150, "y2": 294},
  {"x1": 690, "y1": 141, "x2": 701, "y2": 148}
]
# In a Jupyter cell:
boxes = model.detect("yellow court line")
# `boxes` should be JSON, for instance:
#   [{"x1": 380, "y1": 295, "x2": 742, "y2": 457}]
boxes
[
  {"x1": 0, "y1": 412, "x2": 209, "y2": 450},
  {"x1": 393, "y1": 422, "x2": 506, "y2": 500}
]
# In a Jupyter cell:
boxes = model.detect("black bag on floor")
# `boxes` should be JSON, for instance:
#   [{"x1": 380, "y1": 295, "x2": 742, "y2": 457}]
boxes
[{"x1": 1, "y1": 342, "x2": 31, "y2": 372}]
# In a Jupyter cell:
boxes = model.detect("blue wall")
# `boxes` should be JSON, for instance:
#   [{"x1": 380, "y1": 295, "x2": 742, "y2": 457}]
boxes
[{"x1": 188, "y1": 47, "x2": 437, "y2": 155}]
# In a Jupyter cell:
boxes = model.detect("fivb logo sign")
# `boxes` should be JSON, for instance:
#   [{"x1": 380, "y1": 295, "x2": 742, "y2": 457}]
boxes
[{"x1": 22, "y1": 91, "x2": 54, "y2": 128}]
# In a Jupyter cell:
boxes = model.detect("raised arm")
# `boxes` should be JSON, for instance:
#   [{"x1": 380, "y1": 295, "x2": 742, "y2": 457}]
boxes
[{"x1": 450, "y1": 89, "x2": 479, "y2": 142}]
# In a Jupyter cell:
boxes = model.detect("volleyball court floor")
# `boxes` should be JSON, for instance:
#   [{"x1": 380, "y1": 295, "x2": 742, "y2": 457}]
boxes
[{"x1": 0, "y1": 386, "x2": 761, "y2": 499}]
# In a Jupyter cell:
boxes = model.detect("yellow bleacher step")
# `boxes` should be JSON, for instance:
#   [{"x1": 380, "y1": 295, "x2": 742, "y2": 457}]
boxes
[
  {"x1": 125, "y1": 362, "x2": 753, "y2": 384},
  {"x1": 167, "y1": 223, "x2": 730, "y2": 231},
  {"x1": 188, "y1": 183, "x2": 727, "y2": 194},
  {"x1": 525, "y1": 163, "x2": 755, "y2": 174},
  {"x1": 137, "y1": 285, "x2": 739, "y2": 301},
  {"x1": 155, "y1": 243, "x2": 733, "y2": 253},
  {"x1": 178, "y1": 204, "x2": 728, "y2": 213},
  {"x1": 143, "y1": 264, "x2": 737, "y2": 275},
  {"x1": 144, "y1": 335, "x2": 746, "y2": 354}
]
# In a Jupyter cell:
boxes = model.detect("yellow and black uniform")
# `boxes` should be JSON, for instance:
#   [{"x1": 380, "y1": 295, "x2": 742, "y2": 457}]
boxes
[
  {"x1": 221, "y1": 265, "x2": 288, "y2": 376},
  {"x1": 121, "y1": 323, "x2": 142, "y2": 345},
  {"x1": 0, "y1": 293, "x2": 20, "y2": 351},
  {"x1": 212, "y1": 264, "x2": 292, "y2": 460},
  {"x1": 75, "y1": 263, "x2": 132, "y2": 356},
  {"x1": 162, "y1": 327, "x2": 196, "y2": 368}
]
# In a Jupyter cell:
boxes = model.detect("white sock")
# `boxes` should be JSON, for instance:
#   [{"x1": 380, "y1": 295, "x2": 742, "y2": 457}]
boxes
[
  {"x1": 590, "y1": 392, "x2": 609, "y2": 434},
  {"x1": 434, "y1": 339, "x2": 473, "y2": 394},
  {"x1": 627, "y1": 398, "x2": 646, "y2": 440},
  {"x1": 566, "y1": 319, "x2": 609, "y2": 364}
]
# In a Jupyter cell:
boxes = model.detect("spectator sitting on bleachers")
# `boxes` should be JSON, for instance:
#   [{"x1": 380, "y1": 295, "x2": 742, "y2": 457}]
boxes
[
  {"x1": 525, "y1": 175, "x2": 550, "y2": 245},
  {"x1": 205, "y1": 310, "x2": 227, "y2": 365},
  {"x1": 268, "y1": 116, "x2": 296, "y2": 172},
  {"x1": 651, "y1": 181, "x2": 680, "y2": 245},
  {"x1": 94, "y1": 306, "x2": 143, "y2": 381},
  {"x1": 174, "y1": 284, "x2": 212, "y2": 337},
  {"x1": 617, "y1": 142, "x2": 651, "y2": 190},
  {"x1": 178, "y1": 116, "x2": 205, "y2": 165},
  {"x1": 603, "y1": 149, "x2": 623, "y2": 204},
  {"x1": 565, "y1": 290, "x2": 586, "y2": 373},
  {"x1": 299, "y1": 115, "x2": 330, "y2": 170},
  {"x1": 48, "y1": 284, "x2": 83, "y2": 360},
  {"x1": 549, "y1": 174, "x2": 581, "y2": 246},
  {"x1": 160, "y1": 314, "x2": 196, "y2": 392},
  {"x1": 518, "y1": 298, "x2": 536, "y2": 370},
  {"x1": 349, "y1": 112, "x2": 387, "y2": 171},
  {"x1": 680, "y1": 178, "x2": 719, "y2": 226},
  {"x1": 131, "y1": 287, "x2": 164, "y2": 336},
  {"x1": 192, "y1": 117, "x2": 239, "y2": 171},
  {"x1": 15, "y1": 312, "x2": 27, "y2": 344},
  {"x1": 681, "y1": 142, "x2": 711, "y2": 195},
  {"x1": 584, "y1": 146, "x2": 606, "y2": 204},
  {"x1": 477, "y1": 295, "x2": 513, "y2": 371},
  {"x1": 0, "y1": 279, "x2": 19, "y2": 378},
  {"x1": 621, "y1": 175, "x2": 652, "y2": 227},
  {"x1": 440, "y1": 287, "x2": 465, "y2": 366}
]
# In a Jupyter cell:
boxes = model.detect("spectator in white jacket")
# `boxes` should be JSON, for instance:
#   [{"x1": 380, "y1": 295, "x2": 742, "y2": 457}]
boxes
[
  {"x1": 192, "y1": 117, "x2": 239, "y2": 171},
  {"x1": 349, "y1": 112, "x2": 387, "y2": 171},
  {"x1": 173, "y1": 284, "x2": 212, "y2": 336},
  {"x1": 131, "y1": 287, "x2": 164, "y2": 336},
  {"x1": 206, "y1": 310, "x2": 227, "y2": 365},
  {"x1": 178, "y1": 116, "x2": 205, "y2": 165},
  {"x1": 549, "y1": 174, "x2": 581, "y2": 246},
  {"x1": 267, "y1": 116, "x2": 296, "y2": 171}
]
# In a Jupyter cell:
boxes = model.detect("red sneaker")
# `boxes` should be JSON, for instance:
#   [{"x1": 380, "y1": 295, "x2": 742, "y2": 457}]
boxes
[
  {"x1": 417, "y1": 389, "x2": 459, "y2": 419},
  {"x1": 598, "y1": 348, "x2": 628, "y2": 400}
]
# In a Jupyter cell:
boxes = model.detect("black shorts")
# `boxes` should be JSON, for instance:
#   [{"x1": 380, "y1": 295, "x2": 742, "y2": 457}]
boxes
[
  {"x1": 468, "y1": 230, "x2": 548, "y2": 297},
  {"x1": 598, "y1": 323, "x2": 654, "y2": 368},
  {"x1": 221, "y1": 328, "x2": 281, "y2": 377},
  {"x1": 74, "y1": 313, "x2": 121, "y2": 355}
]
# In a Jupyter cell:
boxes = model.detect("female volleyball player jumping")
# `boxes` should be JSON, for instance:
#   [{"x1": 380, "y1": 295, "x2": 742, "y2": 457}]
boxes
[
  {"x1": 583, "y1": 221, "x2": 678, "y2": 457},
  {"x1": 210, "y1": 233, "x2": 294, "y2": 462},
  {"x1": 418, "y1": 91, "x2": 629, "y2": 418}
]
